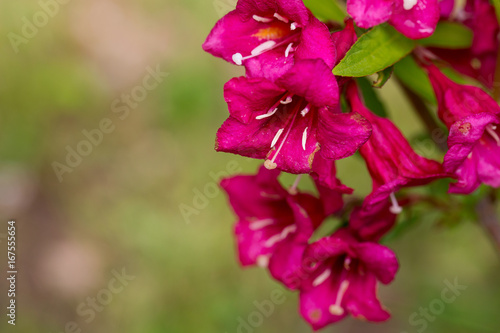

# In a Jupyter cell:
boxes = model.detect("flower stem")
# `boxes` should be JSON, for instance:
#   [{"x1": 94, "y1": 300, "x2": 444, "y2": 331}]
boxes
[
  {"x1": 396, "y1": 78, "x2": 447, "y2": 152},
  {"x1": 493, "y1": 45, "x2": 500, "y2": 101},
  {"x1": 476, "y1": 189, "x2": 500, "y2": 257}
]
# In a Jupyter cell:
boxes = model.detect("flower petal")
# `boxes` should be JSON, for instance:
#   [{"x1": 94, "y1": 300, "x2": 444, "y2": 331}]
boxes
[
  {"x1": 276, "y1": 59, "x2": 339, "y2": 107},
  {"x1": 294, "y1": 13, "x2": 337, "y2": 69},
  {"x1": 224, "y1": 76, "x2": 286, "y2": 124},
  {"x1": 444, "y1": 113, "x2": 500, "y2": 172},
  {"x1": 344, "y1": 272, "x2": 391, "y2": 321},
  {"x1": 347, "y1": 0, "x2": 393, "y2": 29},
  {"x1": 299, "y1": 273, "x2": 348, "y2": 330},
  {"x1": 317, "y1": 110, "x2": 372, "y2": 160},
  {"x1": 350, "y1": 200, "x2": 398, "y2": 241},
  {"x1": 353, "y1": 243, "x2": 399, "y2": 284},
  {"x1": 390, "y1": 0, "x2": 440, "y2": 39}
]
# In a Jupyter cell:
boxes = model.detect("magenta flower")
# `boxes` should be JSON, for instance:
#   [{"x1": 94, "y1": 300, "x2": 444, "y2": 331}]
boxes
[
  {"x1": 346, "y1": 82, "x2": 448, "y2": 212},
  {"x1": 347, "y1": 0, "x2": 440, "y2": 39},
  {"x1": 311, "y1": 155, "x2": 353, "y2": 216},
  {"x1": 216, "y1": 59, "x2": 372, "y2": 175},
  {"x1": 202, "y1": 0, "x2": 335, "y2": 81},
  {"x1": 297, "y1": 228, "x2": 399, "y2": 329},
  {"x1": 350, "y1": 200, "x2": 398, "y2": 241},
  {"x1": 426, "y1": 65, "x2": 500, "y2": 194},
  {"x1": 429, "y1": 0, "x2": 499, "y2": 88},
  {"x1": 220, "y1": 166, "x2": 325, "y2": 268}
]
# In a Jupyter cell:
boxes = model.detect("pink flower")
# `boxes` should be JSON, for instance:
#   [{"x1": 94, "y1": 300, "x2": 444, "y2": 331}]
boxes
[
  {"x1": 220, "y1": 166, "x2": 325, "y2": 269},
  {"x1": 346, "y1": 82, "x2": 448, "y2": 211},
  {"x1": 347, "y1": 0, "x2": 440, "y2": 39},
  {"x1": 297, "y1": 228, "x2": 399, "y2": 330},
  {"x1": 427, "y1": 64, "x2": 500, "y2": 194},
  {"x1": 202, "y1": 0, "x2": 336, "y2": 81},
  {"x1": 216, "y1": 59, "x2": 372, "y2": 174},
  {"x1": 310, "y1": 155, "x2": 353, "y2": 216},
  {"x1": 429, "y1": 0, "x2": 499, "y2": 88},
  {"x1": 350, "y1": 200, "x2": 399, "y2": 241}
]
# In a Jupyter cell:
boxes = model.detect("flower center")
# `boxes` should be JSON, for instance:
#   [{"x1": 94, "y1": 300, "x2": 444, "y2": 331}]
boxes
[
  {"x1": 232, "y1": 13, "x2": 301, "y2": 66},
  {"x1": 263, "y1": 98, "x2": 312, "y2": 170}
]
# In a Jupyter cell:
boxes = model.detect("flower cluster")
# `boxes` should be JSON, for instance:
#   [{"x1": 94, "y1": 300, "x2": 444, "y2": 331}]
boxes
[{"x1": 203, "y1": 0, "x2": 500, "y2": 330}]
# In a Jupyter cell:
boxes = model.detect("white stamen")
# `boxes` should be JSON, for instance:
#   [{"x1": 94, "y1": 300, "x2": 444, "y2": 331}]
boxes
[
  {"x1": 389, "y1": 192, "x2": 402, "y2": 214},
  {"x1": 249, "y1": 218, "x2": 275, "y2": 230},
  {"x1": 487, "y1": 124, "x2": 500, "y2": 146},
  {"x1": 256, "y1": 108, "x2": 278, "y2": 119},
  {"x1": 271, "y1": 128, "x2": 284, "y2": 148},
  {"x1": 302, "y1": 127, "x2": 308, "y2": 151},
  {"x1": 251, "y1": 41, "x2": 277, "y2": 56},
  {"x1": 285, "y1": 43, "x2": 294, "y2": 58},
  {"x1": 289, "y1": 174, "x2": 302, "y2": 194},
  {"x1": 273, "y1": 12, "x2": 289, "y2": 23},
  {"x1": 268, "y1": 104, "x2": 301, "y2": 167},
  {"x1": 265, "y1": 225, "x2": 297, "y2": 247},
  {"x1": 290, "y1": 22, "x2": 298, "y2": 30},
  {"x1": 403, "y1": 0, "x2": 418, "y2": 10},
  {"x1": 312, "y1": 269, "x2": 331, "y2": 287},
  {"x1": 253, "y1": 15, "x2": 273, "y2": 23},
  {"x1": 257, "y1": 255, "x2": 270, "y2": 268},
  {"x1": 301, "y1": 106, "x2": 310, "y2": 117},
  {"x1": 280, "y1": 96, "x2": 293, "y2": 104},
  {"x1": 329, "y1": 280, "x2": 349, "y2": 316},
  {"x1": 232, "y1": 53, "x2": 243, "y2": 65},
  {"x1": 264, "y1": 160, "x2": 277, "y2": 170}
]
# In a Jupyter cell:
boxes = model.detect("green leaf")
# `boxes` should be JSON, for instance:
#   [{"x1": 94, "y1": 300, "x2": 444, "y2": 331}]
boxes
[
  {"x1": 355, "y1": 77, "x2": 388, "y2": 117},
  {"x1": 303, "y1": 0, "x2": 346, "y2": 23},
  {"x1": 332, "y1": 24, "x2": 415, "y2": 77},
  {"x1": 493, "y1": 0, "x2": 500, "y2": 27},
  {"x1": 373, "y1": 66, "x2": 393, "y2": 88},
  {"x1": 418, "y1": 21, "x2": 473, "y2": 49},
  {"x1": 394, "y1": 55, "x2": 437, "y2": 104}
]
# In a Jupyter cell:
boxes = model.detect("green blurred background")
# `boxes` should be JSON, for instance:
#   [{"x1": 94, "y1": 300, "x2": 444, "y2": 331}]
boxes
[{"x1": 0, "y1": 0, "x2": 499, "y2": 332}]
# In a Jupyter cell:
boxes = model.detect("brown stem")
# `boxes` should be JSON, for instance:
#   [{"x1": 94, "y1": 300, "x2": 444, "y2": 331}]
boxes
[
  {"x1": 476, "y1": 190, "x2": 500, "y2": 256},
  {"x1": 493, "y1": 46, "x2": 500, "y2": 101},
  {"x1": 396, "y1": 79, "x2": 448, "y2": 152}
]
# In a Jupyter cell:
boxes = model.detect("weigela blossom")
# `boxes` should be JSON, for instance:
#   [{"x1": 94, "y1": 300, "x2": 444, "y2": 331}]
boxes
[
  {"x1": 346, "y1": 0, "x2": 440, "y2": 39},
  {"x1": 202, "y1": 0, "x2": 335, "y2": 81},
  {"x1": 346, "y1": 82, "x2": 448, "y2": 212},
  {"x1": 426, "y1": 64, "x2": 500, "y2": 194},
  {"x1": 430, "y1": 0, "x2": 499, "y2": 88},
  {"x1": 349, "y1": 200, "x2": 399, "y2": 242},
  {"x1": 220, "y1": 166, "x2": 325, "y2": 269},
  {"x1": 310, "y1": 155, "x2": 353, "y2": 216},
  {"x1": 216, "y1": 59, "x2": 372, "y2": 175},
  {"x1": 296, "y1": 228, "x2": 399, "y2": 330}
]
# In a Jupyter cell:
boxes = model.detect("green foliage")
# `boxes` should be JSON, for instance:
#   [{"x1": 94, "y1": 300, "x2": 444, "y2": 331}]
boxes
[
  {"x1": 373, "y1": 66, "x2": 394, "y2": 88},
  {"x1": 355, "y1": 77, "x2": 388, "y2": 117},
  {"x1": 394, "y1": 55, "x2": 437, "y2": 104},
  {"x1": 303, "y1": 0, "x2": 346, "y2": 23},
  {"x1": 333, "y1": 24, "x2": 415, "y2": 77},
  {"x1": 418, "y1": 22, "x2": 473, "y2": 49}
]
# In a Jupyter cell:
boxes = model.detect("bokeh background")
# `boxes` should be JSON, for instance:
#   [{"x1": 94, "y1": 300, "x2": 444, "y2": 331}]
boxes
[{"x1": 0, "y1": 0, "x2": 499, "y2": 332}]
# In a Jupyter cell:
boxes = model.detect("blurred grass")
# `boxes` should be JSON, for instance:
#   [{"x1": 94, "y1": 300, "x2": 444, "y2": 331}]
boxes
[{"x1": 0, "y1": 0, "x2": 499, "y2": 333}]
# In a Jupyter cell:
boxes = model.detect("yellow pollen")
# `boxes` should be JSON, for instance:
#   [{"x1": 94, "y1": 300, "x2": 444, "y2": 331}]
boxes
[{"x1": 252, "y1": 24, "x2": 290, "y2": 40}]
